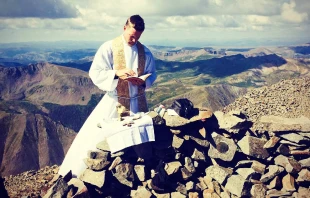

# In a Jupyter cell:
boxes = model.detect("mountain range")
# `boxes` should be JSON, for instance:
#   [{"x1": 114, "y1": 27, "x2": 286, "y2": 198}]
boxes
[{"x1": 0, "y1": 43, "x2": 310, "y2": 177}]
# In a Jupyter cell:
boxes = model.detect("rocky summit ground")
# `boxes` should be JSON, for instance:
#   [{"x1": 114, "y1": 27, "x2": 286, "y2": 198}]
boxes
[
  {"x1": 223, "y1": 77, "x2": 310, "y2": 131},
  {"x1": 2, "y1": 77, "x2": 310, "y2": 198}
]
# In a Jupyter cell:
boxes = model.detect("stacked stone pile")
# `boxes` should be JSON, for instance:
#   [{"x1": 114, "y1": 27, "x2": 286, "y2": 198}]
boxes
[
  {"x1": 3, "y1": 77, "x2": 310, "y2": 198},
  {"x1": 39, "y1": 107, "x2": 309, "y2": 198}
]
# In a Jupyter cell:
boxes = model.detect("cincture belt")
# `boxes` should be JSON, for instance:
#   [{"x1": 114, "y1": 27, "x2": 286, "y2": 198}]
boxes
[{"x1": 107, "y1": 91, "x2": 145, "y2": 99}]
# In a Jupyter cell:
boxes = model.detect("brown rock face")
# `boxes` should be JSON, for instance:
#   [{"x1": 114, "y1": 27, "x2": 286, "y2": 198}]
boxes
[{"x1": 0, "y1": 112, "x2": 76, "y2": 176}]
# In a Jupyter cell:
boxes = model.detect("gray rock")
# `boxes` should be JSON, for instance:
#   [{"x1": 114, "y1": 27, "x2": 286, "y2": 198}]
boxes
[
  {"x1": 296, "y1": 168, "x2": 310, "y2": 182},
  {"x1": 266, "y1": 176, "x2": 281, "y2": 189},
  {"x1": 114, "y1": 163, "x2": 134, "y2": 188},
  {"x1": 165, "y1": 161, "x2": 182, "y2": 175},
  {"x1": 276, "y1": 144, "x2": 290, "y2": 155},
  {"x1": 263, "y1": 136, "x2": 280, "y2": 149},
  {"x1": 238, "y1": 136, "x2": 269, "y2": 159},
  {"x1": 87, "y1": 150, "x2": 109, "y2": 159},
  {"x1": 225, "y1": 175, "x2": 251, "y2": 197},
  {"x1": 67, "y1": 178, "x2": 90, "y2": 197},
  {"x1": 259, "y1": 115, "x2": 310, "y2": 133},
  {"x1": 214, "y1": 111, "x2": 252, "y2": 133},
  {"x1": 260, "y1": 165, "x2": 284, "y2": 183},
  {"x1": 43, "y1": 177, "x2": 68, "y2": 198},
  {"x1": 134, "y1": 165, "x2": 146, "y2": 182},
  {"x1": 279, "y1": 133, "x2": 308, "y2": 144},
  {"x1": 299, "y1": 157, "x2": 310, "y2": 168},
  {"x1": 79, "y1": 169, "x2": 106, "y2": 188},
  {"x1": 295, "y1": 187, "x2": 310, "y2": 198},
  {"x1": 175, "y1": 182, "x2": 187, "y2": 195},
  {"x1": 130, "y1": 186, "x2": 152, "y2": 198},
  {"x1": 83, "y1": 158, "x2": 110, "y2": 171},
  {"x1": 251, "y1": 160, "x2": 266, "y2": 174},
  {"x1": 172, "y1": 135, "x2": 185, "y2": 149},
  {"x1": 280, "y1": 140, "x2": 307, "y2": 147},
  {"x1": 274, "y1": 155, "x2": 302, "y2": 173},
  {"x1": 189, "y1": 136, "x2": 210, "y2": 148},
  {"x1": 185, "y1": 181, "x2": 194, "y2": 190},
  {"x1": 96, "y1": 139, "x2": 111, "y2": 152},
  {"x1": 250, "y1": 184, "x2": 267, "y2": 198},
  {"x1": 266, "y1": 189, "x2": 292, "y2": 197},
  {"x1": 180, "y1": 167, "x2": 192, "y2": 180},
  {"x1": 282, "y1": 173, "x2": 296, "y2": 192},
  {"x1": 208, "y1": 133, "x2": 237, "y2": 162},
  {"x1": 171, "y1": 191, "x2": 186, "y2": 198},
  {"x1": 205, "y1": 165, "x2": 231, "y2": 184},
  {"x1": 236, "y1": 168, "x2": 260, "y2": 180},
  {"x1": 108, "y1": 156, "x2": 122, "y2": 170},
  {"x1": 191, "y1": 148, "x2": 205, "y2": 161},
  {"x1": 184, "y1": 157, "x2": 195, "y2": 173},
  {"x1": 163, "y1": 113, "x2": 190, "y2": 127}
]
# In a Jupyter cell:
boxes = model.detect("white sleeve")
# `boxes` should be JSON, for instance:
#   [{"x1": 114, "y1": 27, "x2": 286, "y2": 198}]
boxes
[
  {"x1": 144, "y1": 47, "x2": 157, "y2": 89},
  {"x1": 89, "y1": 41, "x2": 118, "y2": 91}
]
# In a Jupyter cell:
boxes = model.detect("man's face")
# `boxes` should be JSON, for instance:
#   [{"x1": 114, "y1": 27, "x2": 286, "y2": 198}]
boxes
[{"x1": 123, "y1": 26, "x2": 143, "y2": 47}]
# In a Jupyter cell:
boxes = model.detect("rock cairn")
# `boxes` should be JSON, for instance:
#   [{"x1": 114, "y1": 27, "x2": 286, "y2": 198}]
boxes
[{"x1": 3, "y1": 77, "x2": 310, "y2": 198}]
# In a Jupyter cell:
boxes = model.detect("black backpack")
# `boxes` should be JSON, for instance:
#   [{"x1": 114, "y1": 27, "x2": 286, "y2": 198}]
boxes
[{"x1": 170, "y1": 98, "x2": 194, "y2": 119}]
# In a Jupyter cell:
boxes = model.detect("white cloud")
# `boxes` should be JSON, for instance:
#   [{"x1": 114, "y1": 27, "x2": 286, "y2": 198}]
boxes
[
  {"x1": 246, "y1": 15, "x2": 271, "y2": 25},
  {"x1": 281, "y1": 0, "x2": 308, "y2": 23},
  {"x1": 0, "y1": 0, "x2": 78, "y2": 18}
]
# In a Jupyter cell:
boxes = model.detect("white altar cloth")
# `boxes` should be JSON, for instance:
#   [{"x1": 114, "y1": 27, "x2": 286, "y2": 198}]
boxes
[{"x1": 101, "y1": 114, "x2": 155, "y2": 153}]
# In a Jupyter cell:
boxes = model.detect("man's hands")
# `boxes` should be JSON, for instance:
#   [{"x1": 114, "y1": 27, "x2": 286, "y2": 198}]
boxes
[
  {"x1": 115, "y1": 68, "x2": 136, "y2": 79},
  {"x1": 115, "y1": 68, "x2": 145, "y2": 87}
]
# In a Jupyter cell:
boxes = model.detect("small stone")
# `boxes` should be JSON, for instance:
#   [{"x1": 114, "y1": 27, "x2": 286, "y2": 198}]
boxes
[
  {"x1": 276, "y1": 144, "x2": 290, "y2": 155},
  {"x1": 205, "y1": 165, "x2": 231, "y2": 184},
  {"x1": 197, "y1": 177, "x2": 208, "y2": 190},
  {"x1": 296, "y1": 187, "x2": 310, "y2": 198},
  {"x1": 208, "y1": 133, "x2": 237, "y2": 162},
  {"x1": 186, "y1": 181, "x2": 194, "y2": 190},
  {"x1": 172, "y1": 135, "x2": 185, "y2": 149},
  {"x1": 191, "y1": 148, "x2": 205, "y2": 161},
  {"x1": 260, "y1": 165, "x2": 284, "y2": 183},
  {"x1": 108, "y1": 156, "x2": 122, "y2": 170},
  {"x1": 296, "y1": 168, "x2": 310, "y2": 182},
  {"x1": 299, "y1": 157, "x2": 310, "y2": 168},
  {"x1": 188, "y1": 192, "x2": 199, "y2": 198},
  {"x1": 96, "y1": 139, "x2": 111, "y2": 152},
  {"x1": 279, "y1": 133, "x2": 308, "y2": 144},
  {"x1": 266, "y1": 189, "x2": 292, "y2": 197},
  {"x1": 225, "y1": 175, "x2": 251, "y2": 197},
  {"x1": 130, "y1": 186, "x2": 152, "y2": 198},
  {"x1": 251, "y1": 161, "x2": 266, "y2": 174},
  {"x1": 236, "y1": 168, "x2": 259, "y2": 180},
  {"x1": 184, "y1": 157, "x2": 196, "y2": 173},
  {"x1": 282, "y1": 173, "x2": 295, "y2": 192},
  {"x1": 165, "y1": 161, "x2": 182, "y2": 175},
  {"x1": 83, "y1": 158, "x2": 110, "y2": 171},
  {"x1": 238, "y1": 136, "x2": 269, "y2": 159},
  {"x1": 79, "y1": 169, "x2": 106, "y2": 188},
  {"x1": 274, "y1": 155, "x2": 302, "y2": 173},
  {"x1": 171, "y1": 191, "x2": 186, "y2": 198},
  {"x1": 134, "y1": 165, "x2": 146, "y2": 182},
  {"x1": 263, "y1": 136, "x2": 280, "y2": 149},
  {"x1": 250, "y1": 184, "x2": 267, "y2": 198},
  {"x1": 189, "y1": 136, "x2": 210, "y2": 148},
  {"x1": 181, "y1": 167, "x2": 192, "y2": 180},
  {"x1": 266, "y1": 176, "x2": 281, "y2": 189}
]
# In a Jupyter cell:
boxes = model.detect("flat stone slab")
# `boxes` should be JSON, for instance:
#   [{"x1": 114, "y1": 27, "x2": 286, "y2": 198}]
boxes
[
  {"x1": 208, "y1": 133, "x2": 237, "y2": 162},
  {"x1": 205, "y1": 165, "x2": 231, "y2": 184},
  {"x1": 225, "y1": 175, "x2": 251, "y2": 197},
  {"x1": 238, "y1": 136, "x2": 269, "y2": 159}
]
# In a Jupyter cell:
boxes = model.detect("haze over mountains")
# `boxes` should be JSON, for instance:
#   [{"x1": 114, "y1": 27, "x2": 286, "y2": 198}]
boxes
[{"x1": 0, "y1": 42, "x2": 310, "y2": 177}]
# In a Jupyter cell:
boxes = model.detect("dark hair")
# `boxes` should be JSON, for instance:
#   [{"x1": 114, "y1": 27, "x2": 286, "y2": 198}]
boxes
[{"x1": 125, "y1": 15, "x2": 145, "y2": 32}]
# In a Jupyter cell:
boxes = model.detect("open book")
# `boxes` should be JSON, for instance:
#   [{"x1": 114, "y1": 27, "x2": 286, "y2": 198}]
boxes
[{"x1": 124, "y1": 73, "x2": 152, "y2": 84}]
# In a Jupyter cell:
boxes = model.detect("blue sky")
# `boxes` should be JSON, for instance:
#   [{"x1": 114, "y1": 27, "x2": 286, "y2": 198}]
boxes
[{"x1": 0, "y1": 0, "x2": 309, "y2": 47}]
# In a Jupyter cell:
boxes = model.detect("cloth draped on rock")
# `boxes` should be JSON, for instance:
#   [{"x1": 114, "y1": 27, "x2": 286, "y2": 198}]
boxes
[{"x1": 58, "y1": 35, "x2": 157, "y2": 177}]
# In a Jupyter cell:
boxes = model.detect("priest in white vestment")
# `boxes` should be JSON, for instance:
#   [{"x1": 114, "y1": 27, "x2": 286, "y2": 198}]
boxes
[{"x1": 58, "y1": 15, "x2": 157, "y2": 177}]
